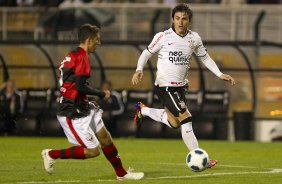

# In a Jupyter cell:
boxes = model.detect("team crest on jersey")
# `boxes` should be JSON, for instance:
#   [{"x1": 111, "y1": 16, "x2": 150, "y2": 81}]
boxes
[
  {"x1": 188, "y1": 38, "x2": 196, "y2": 49},
  {"x1": 86, "y1": 133, "x2": 94, "y2": 141},
  {"x1": 60, "y1": 87, "x2": 66, "y2": 93}
]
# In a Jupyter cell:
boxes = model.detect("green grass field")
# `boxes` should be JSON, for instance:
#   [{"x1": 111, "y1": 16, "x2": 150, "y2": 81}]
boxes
[{"x1": 0, "y1": 137, "x2": 282, "y2": 184}]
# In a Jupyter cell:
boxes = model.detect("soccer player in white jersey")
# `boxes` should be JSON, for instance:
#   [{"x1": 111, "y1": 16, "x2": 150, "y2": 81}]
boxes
[{"x1": 131, "y1": 3, "x2": 235, "y2": 168}]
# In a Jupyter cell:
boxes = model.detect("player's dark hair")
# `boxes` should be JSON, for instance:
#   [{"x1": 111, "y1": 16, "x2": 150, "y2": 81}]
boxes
[
  {"x1": 172, "y1": 3, "x2": 193, "y2": 22},
  {"x1": 78, "y1": 24, "x2": 100, "y2": 43}
]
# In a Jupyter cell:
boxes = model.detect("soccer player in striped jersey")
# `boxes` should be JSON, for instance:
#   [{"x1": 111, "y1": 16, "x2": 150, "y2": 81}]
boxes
[
  {"x1": 42, "y1": 24, "x2": 144, "y2": 180},
  {"x1": 132, "y1": 3, "x2": 235, "y2": 168}
]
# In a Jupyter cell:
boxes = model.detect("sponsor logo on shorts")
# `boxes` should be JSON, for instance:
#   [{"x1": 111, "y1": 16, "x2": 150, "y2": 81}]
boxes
[{"x1": 179, "y1": 101, "x2": 186, "y2": 109}]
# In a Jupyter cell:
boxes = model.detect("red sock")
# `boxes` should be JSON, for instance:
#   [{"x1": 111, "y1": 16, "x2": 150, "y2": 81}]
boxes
[
  {"x1": 102, "y1": 143, "x2": 127, "y2": 177},
  {"x1": 49, "y1": 146, "x2": 85, "y2": 159}
]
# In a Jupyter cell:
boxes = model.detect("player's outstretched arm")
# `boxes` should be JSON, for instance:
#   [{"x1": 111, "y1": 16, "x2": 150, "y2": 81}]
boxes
[
  {"x1": 132, "y1": 49, "x2": 153, "y2": 85},
  {"x1": 219, "y1": 74, "x2": 235, "y2": 85},
  {"x1": 132, "y1": 70, "x2": 143, "y2": 85},
  {"x1": 75, "y1": 75, "x2": 106, "y2": 98},
  {"x1": 198, "y1": 53, "x2": 235, "y2": 86}
]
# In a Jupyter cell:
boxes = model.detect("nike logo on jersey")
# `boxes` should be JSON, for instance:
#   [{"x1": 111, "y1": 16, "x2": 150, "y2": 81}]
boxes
[{"x1": 168, "y1": 43, "x2": 174, "y2": 45}]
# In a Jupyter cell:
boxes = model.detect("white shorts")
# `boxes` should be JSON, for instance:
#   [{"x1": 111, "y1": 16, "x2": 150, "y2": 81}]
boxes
[{"x1": 57, "y1": 108, "x2": 104, "y2": 149}]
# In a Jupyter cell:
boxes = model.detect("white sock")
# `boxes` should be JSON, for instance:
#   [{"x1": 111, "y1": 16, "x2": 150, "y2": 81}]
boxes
[
  {"x1": 141, "y1": 107, "x2": 172, "y2": 128},
  {"x1": 181, "y1": 122, "x2": 199, "y2": 151}
]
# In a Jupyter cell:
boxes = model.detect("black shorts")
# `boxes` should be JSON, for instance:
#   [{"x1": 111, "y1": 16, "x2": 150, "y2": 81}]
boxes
[{"x1": 154, "y1": 85, "x2": 187, "y2": 117}]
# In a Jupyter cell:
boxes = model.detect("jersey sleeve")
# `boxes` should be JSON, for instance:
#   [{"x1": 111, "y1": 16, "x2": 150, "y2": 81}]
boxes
[
  {"x1": 193, "y1": 33, "x2": 208, "y2": 57},
  {"x1": 147, "y1": 32, "x2": 165, "y2": 54}
]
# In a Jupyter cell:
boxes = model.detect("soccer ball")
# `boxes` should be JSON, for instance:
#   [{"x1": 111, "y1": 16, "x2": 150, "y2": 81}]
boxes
[{"x1": 186, "y1": 148, "x2": 209, "y2": 172}]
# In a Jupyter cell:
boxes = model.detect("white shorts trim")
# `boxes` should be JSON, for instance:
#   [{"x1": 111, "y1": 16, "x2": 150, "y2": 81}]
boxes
[{"x1": 166, "y1": 87, "x2": 181, "y2": 111}]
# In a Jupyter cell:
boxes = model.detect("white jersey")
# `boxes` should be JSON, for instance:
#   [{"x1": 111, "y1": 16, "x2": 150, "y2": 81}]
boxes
[{"x1": 147, "y1": 28, "x2": 207, "y2": 87}]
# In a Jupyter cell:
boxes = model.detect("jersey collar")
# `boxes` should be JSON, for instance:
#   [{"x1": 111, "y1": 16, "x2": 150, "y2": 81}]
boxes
[{"x1": 171, "y1": 27, "x2": 190, "y2": 38}]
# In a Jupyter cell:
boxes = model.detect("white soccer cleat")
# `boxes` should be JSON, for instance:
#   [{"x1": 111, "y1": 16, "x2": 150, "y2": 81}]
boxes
[
  {"x1": 41, "y1": 149, "x2": 55, "y2": 174},
  {"x1": 116, "y1": 168, "x2": 144, "y2": 180}
]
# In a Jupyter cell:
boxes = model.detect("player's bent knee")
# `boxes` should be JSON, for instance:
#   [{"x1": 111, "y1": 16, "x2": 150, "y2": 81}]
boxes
[
  {"x1": 99, "y1": 133, "x2": 112, "y2": 147},
  {"x1": 179, "y1": 111, "x2": 191, "y2": 119},
  {"x1": 180, "y1": 116, "x2": 193, "y2": 125},
  {"x1": 168, "y1": 112, "x2": 192, "y2": 128},
  {"x1": 167, "y1": 116, "x2": 181, "y2": 129},
  {"x1": 96, "y1": 127, "x2": 113, "y2": 147},
  {"x1": 169, "y1": 121, "x2": 181, "y2": 129}
]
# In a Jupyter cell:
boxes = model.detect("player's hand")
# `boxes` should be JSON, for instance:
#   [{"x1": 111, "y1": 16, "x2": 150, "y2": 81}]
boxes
[
  {"x1": 89, "y1": 101, "x2": 100, "y2": 109},
  {"x1": 220, "y1": 74, "x2": 235, "y2": 85},
  {"x1": 104, "y1": 90, "x2": 111, "y2": 99},
  {"x1": 132, "y1": 70, "x2": 143, "y2": 85}
]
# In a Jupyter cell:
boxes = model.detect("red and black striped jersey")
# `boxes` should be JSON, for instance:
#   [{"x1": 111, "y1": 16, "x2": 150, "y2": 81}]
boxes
[{"x1": 57, "y1": 47, "x2": 91, "y2": 118}]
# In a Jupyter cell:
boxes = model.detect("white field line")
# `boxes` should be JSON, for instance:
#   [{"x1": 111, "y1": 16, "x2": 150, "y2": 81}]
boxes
[
  {"x1": 14, "y1": 168, "x2": 282, "y2": 184},
  {"x1": 149, "y1": 169, "x2": 282, "y2": 180},
  {"x1": 130, "y1": 161, "x2": 277, "y2": 170}
]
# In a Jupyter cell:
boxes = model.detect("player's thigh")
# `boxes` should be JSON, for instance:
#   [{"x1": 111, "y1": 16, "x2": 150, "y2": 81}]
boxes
[
  {"x1": 57, "y1": 113, "x2": 99, "y2": 149},
  {"x1": 90, "y1": 109, "x2": 105, "y2": 134},
  {"x1": 90, "y1": 109, "x2": 113, "y2": 147},
  {"x1": 164, "y1": 107, "x2": 191, "y2": 127},
  {"x1": 164, "y1": 107, "x2": 179, "y2": 126}
]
